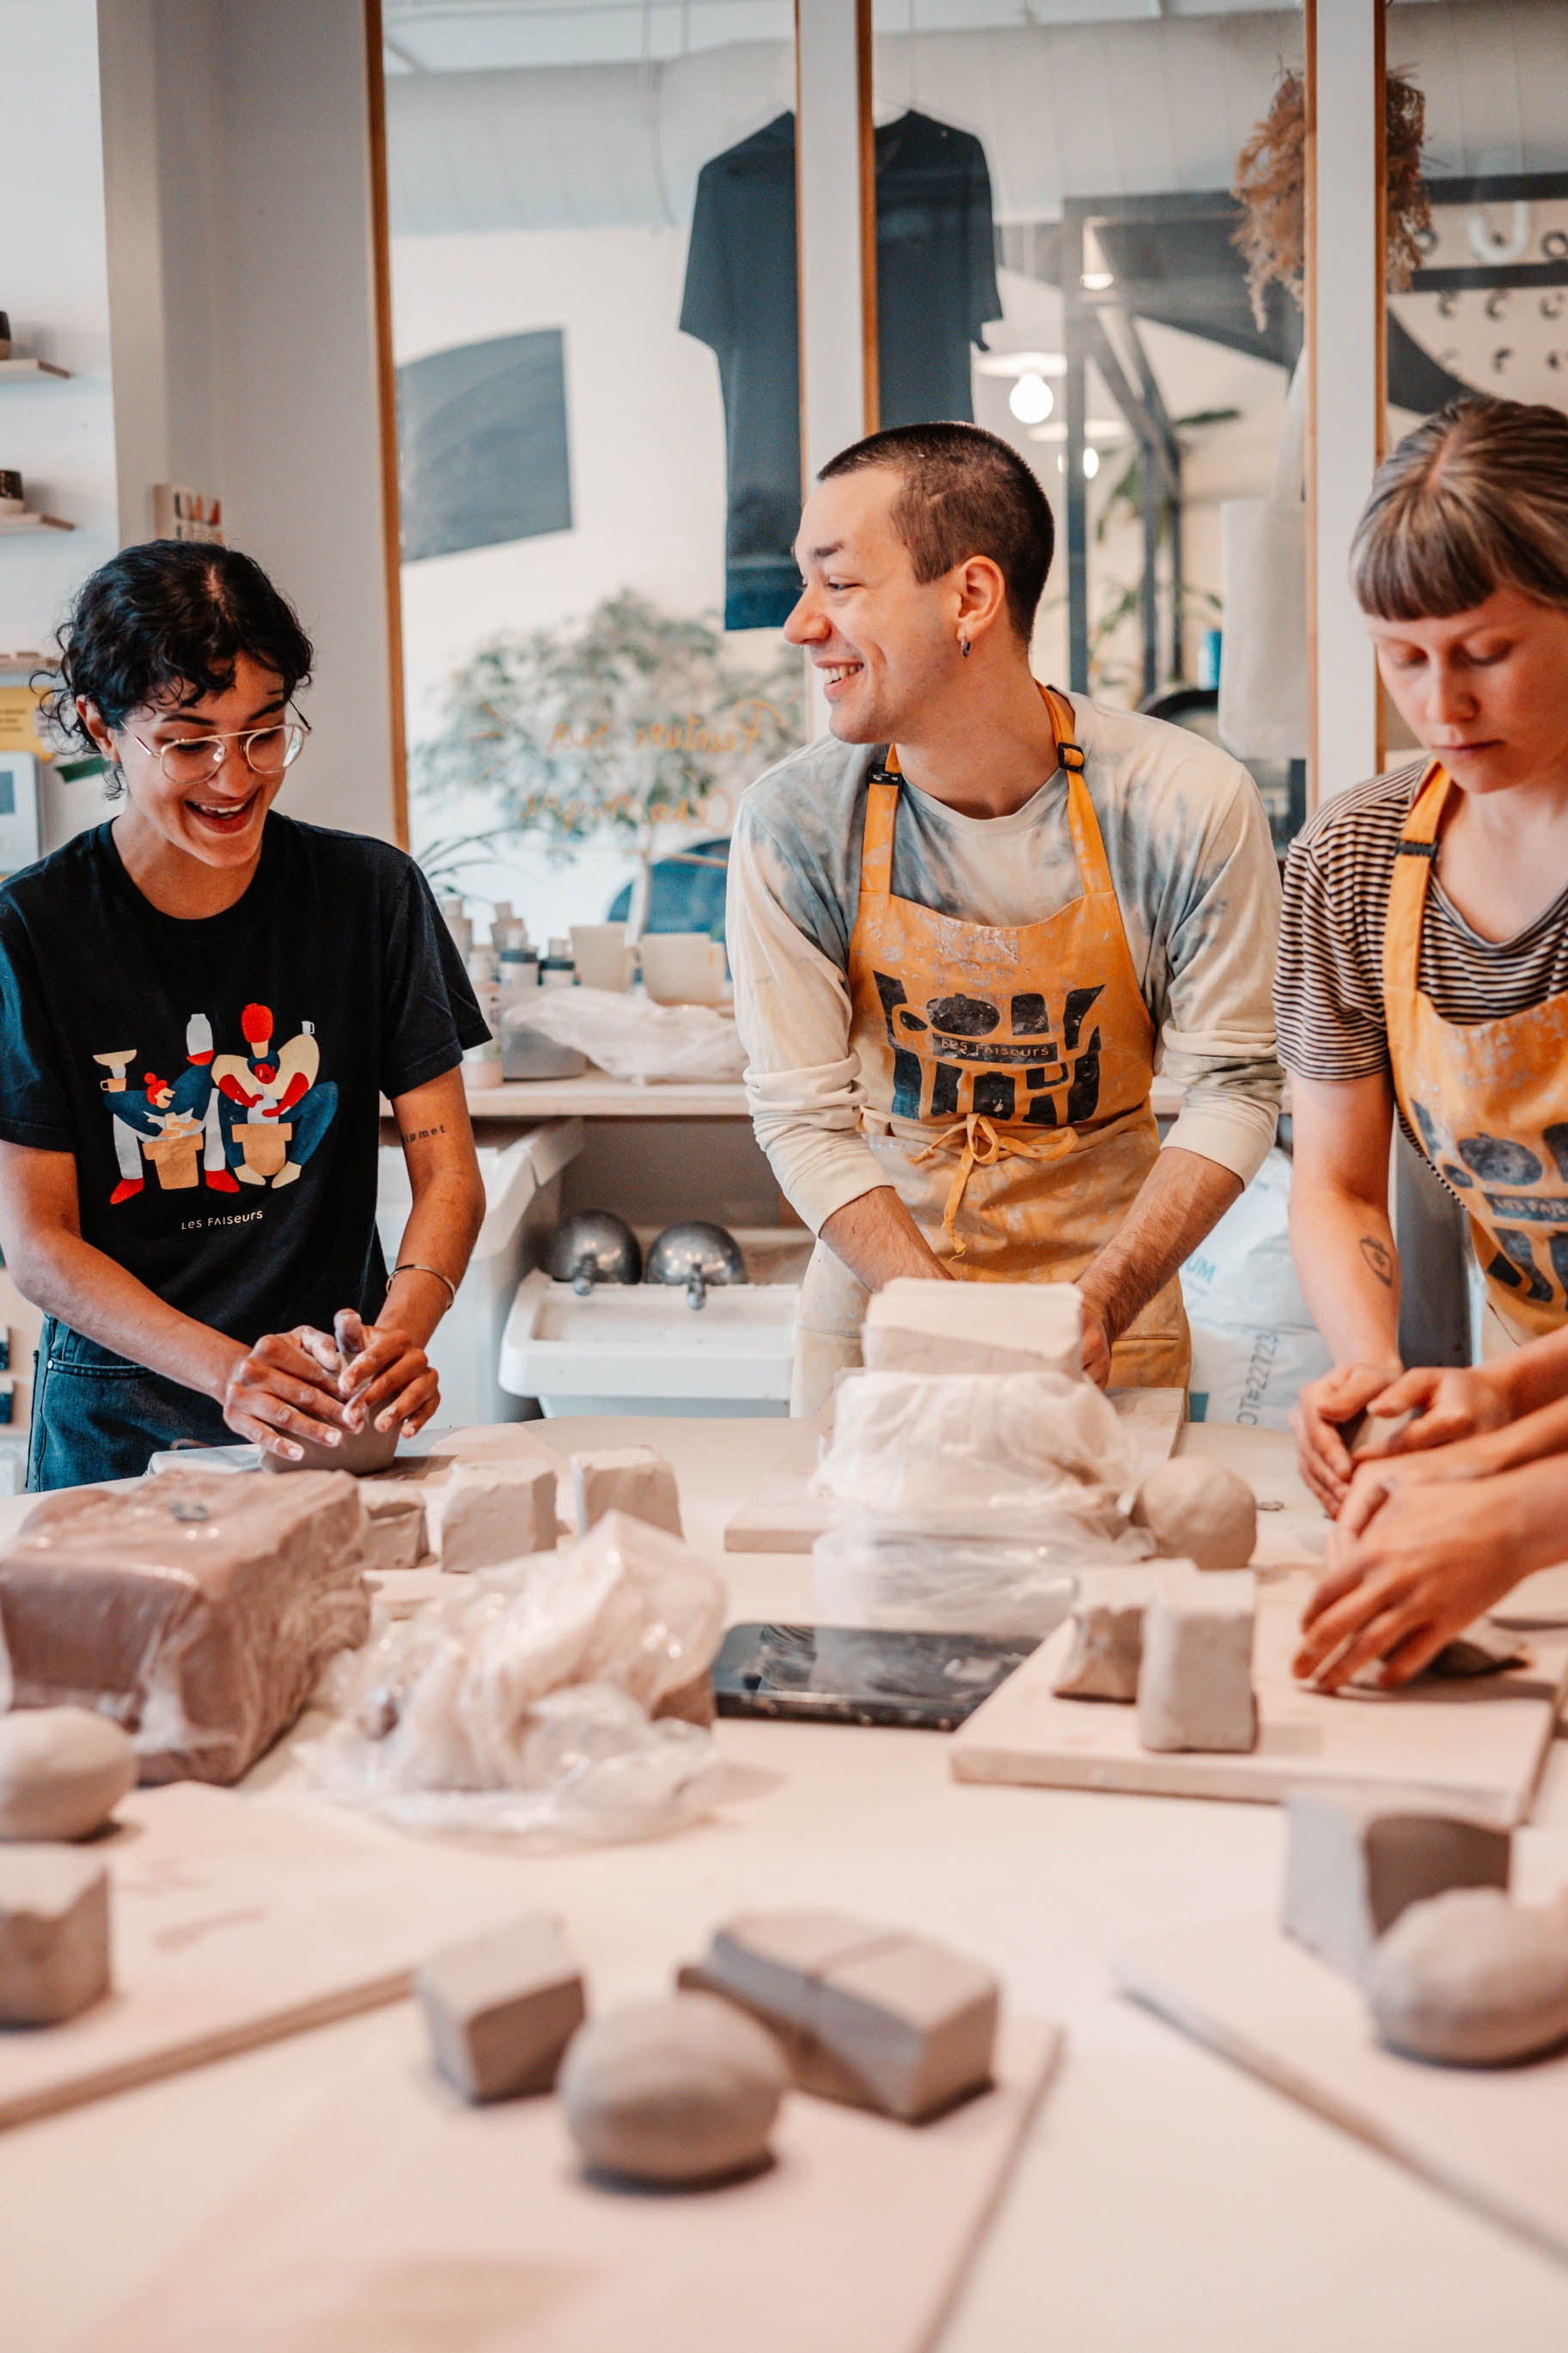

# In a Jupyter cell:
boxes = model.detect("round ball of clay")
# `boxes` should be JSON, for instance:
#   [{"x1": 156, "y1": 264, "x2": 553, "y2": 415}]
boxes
[
  {"x1": 0, "y1": 1708, "x2": 137, "y2": 1842},
  {"x1": 1367, "y1": 1887, "x2": 1568, "y2": 2066},
  {"x1": 1131, "y1": 1458, "x2": 1257, "y2": 1571},
  {"x1": 558, "y1": 1993, "x2": 787, "y2": 2185}
]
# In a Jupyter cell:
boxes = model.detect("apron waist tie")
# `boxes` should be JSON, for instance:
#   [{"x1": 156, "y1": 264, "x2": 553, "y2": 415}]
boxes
[{"x1": 910, "y1": 1114, "x2": 1082, "y2": 1258}]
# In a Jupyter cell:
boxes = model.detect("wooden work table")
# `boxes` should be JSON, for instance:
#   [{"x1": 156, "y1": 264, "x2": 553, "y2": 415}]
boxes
[{"x1": 3, "y1": 1418, "x2": 1565, "y2": 2350}]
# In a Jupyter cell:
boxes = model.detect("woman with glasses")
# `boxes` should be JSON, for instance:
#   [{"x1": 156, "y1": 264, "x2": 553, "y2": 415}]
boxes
[{"x1": 0, "y1": 541, "x2": 489, "y2": 1487}]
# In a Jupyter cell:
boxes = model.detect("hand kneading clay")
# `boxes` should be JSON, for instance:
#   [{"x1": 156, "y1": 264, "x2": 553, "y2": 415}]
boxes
[
  {"x1": 0, "y1": 1472, "x2": 370, "y2": 1784},
  {"x1": 681, "y1": 1908, "x2": 998, "y2": 2121},
  {"x1": 1131, "y1": 1459, "x2": 1257, "y2": 1571},
  {"x1": 0, "y1": 1707, "x2": 137, "y2": 1840},
  {"x1": 1051, "y1": 1578, "x2": 1145, "y2": 1702},
  {"x1": 1137, "y1": 1570, "x2": 1257, "y2": 1753},
  {"x1": 862, "y1": 1280, "x2": 1083, "y2": 1378},
  {"x1": 424, "y1": 1459, "x2": 558, "y2": 1574},
  {"x1": 417, "y1": 1913, "x2": 584, "y2": 2102},
  {"x1": 571, "y1": 1447, "x2": 683, "y2": 1540},
  {"x1": 1366, "y1": 1886, "x2": 1568, "y2": 2065},
  {"x1": 1283, "y1": 1791, "x2": 1511, "y2": 1983},
  {"x1": 0, "y1": 1848, "x2": 111, "y2": 2024},
  {"x1": 558, "y1": 1993, "x2": 786, "y2": 2185}
]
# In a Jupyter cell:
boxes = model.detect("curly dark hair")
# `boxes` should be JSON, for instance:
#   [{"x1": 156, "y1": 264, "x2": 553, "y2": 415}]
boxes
[{"x1": 37, "y1": 541, "x2": 314, "y2": 771}]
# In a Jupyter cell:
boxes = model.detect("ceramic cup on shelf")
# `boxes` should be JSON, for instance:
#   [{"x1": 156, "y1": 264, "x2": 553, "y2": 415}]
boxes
[
  {"x1": 638, "y1": 932, "x2": 729, "y2": 1006},
  {"x1": 570, "y1": 921, "x2": 631, "y2": 993},
  {"x1": 0, "y1": 469, "x2": 24, "y2": 513}
]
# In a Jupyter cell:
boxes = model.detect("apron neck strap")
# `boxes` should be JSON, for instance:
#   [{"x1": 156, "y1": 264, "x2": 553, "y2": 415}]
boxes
[
  {"x1": 1383, "y1": 759, "x2": 1452, "y2": 1001},
  {"x1": 860, "y1": 761, "x2": 900, "y2": 896}
]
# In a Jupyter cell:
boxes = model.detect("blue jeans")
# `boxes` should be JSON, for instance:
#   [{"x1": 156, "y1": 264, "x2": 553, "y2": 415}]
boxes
[{"x1": 26, "y1": 1318, "x2": 231, "y2": 1491}]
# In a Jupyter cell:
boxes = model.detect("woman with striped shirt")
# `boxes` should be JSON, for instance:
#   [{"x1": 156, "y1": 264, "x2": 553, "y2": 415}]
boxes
[{"x1": 1278, "y1": 397, "x2": 1568, "y2": 1682}]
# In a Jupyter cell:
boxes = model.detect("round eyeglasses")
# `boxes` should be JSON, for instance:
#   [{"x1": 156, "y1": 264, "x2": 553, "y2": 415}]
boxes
[{"x1": 125, "y1": 712, "x2": 310, "y2": 788}]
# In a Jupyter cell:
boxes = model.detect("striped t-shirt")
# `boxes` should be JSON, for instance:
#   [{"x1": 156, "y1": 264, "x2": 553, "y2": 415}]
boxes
[{"x1": 1277, "y1": 762, "x2": 1568, "y2": 1080}]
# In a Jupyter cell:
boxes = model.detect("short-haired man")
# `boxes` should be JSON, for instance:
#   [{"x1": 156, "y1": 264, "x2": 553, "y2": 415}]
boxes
[{"x1": 726, "y1": 421, "x2": 1284, "y2": 1409}]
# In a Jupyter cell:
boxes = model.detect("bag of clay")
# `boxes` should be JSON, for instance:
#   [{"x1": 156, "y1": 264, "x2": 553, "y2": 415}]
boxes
[
  {"x1": 812, "y1": 1523, "x2": 1083, "y2": 1640},
  {"x1": 302, "y1": 1511, "x2": 727, "y2": 1845},
  {"x1": 812, "y1": 1369, "x2": 1147, "y2": 1544},
  {"x1": 1179, "y1": 1148, "x2": 1333, "y2": 1429},
  {"x1": 507, "y1": 987, "x2": 746, "y2": 1085}
]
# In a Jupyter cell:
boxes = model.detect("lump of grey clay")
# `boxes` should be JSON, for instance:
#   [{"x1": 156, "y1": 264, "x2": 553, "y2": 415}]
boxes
[
  {"x1": 1131, "y1": 1459, "x2": 1257, "y2": 1571},
  {"x1": 1346, "y1": 1405, "x2": 1420, "y2": 1464},
  {"x1": 0, "y1": 1708, "x2": 137, "y2": 1841},
  {"x1": 571, "y1": 1446, "x2": 683, "y2": 1540},
  {"x1": 424, "y1": 1459, "x2": 558, "y2": 1574},
  {"x1": 416, "y1": 1912, "x2": 584, "y2": 2103},
  {"x1": 684, "y1": 1908, "x2": 999, "y2": 2122},
  {"x1": 1366, "y1": 1886, "x2": 1568, "y2": 2066},
  {"x1": 1283, "y1": 1790, "x2": 1511, "y2": 1983},
  {"x1": 558, "y1": 1992, "x2": 787, "y2": 2185},
  {"x1": 0, "y1": 1847, "x2": 112, "y2": 2024},
  {"x1": 1051, "y1": 1579, "x2": 1144, "y2": 1702},
  {"x1": 1138, "y1": 1570, "x2": 1257, "y2": 1753}
]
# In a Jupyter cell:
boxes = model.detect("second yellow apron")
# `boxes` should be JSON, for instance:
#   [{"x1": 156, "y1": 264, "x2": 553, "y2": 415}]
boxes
[
  {"x1": 1386, "y1": 760, "x2": 1568, "y2": 1347},
  {"x1": 793, "y1": 688, "x2": 1191, "y2": 1412}
]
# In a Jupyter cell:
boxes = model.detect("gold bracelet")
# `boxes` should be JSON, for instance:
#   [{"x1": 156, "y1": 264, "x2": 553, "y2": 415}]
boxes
[{"x1": 391, "y1": 1261, "x2": 458, "y2": 1311}]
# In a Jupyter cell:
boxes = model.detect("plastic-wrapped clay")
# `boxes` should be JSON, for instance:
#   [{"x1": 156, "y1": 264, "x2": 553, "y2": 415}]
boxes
[
  {"x1": 417, "y1": 1912, "x2": 585, "y2": 2102},
  {"x1": 424, "y1": 1459, "x2": 558, "y2": 1573},
  {"x1": 303, "y1": 1512, "x2": 727, "y2": 1845},
  {"x1": 813, "y1": 1522, "x2": 1081, "y2": 1641},
  {"x1": 1367, "y1": 1887, "x2": 1568, "y2": 2065},
  {"x1": 0, "y1": 1707, "x2": 138, "y2": 1840},
  {"x1": 0, "y1": 1848, "x2": 111, "y2": 2025},
  {"x1": 1283, "y1": 1792, "x2": 1510, "y2": 1983},
  {"x1": 571, "y1": 1447, "x2": 683, "y2": 1540},
  {"x1": 1137, "y1": 1569, "x2": 1257, "y2": 1754},
  {"x1": 683, "y1": 1909, "x2": 998, "y2": 2122},
  {"x1": 0, "y1": 1472, "x2": 371, "y2": 1785},
  {"x1": 862, "y1": 1280, "x2": 1083, "y2": 1378},
  {"x1": 811, "y1": 1370, "x2": 1141, "y2": 1543},
  {"x1": 558, "y1": 1994, "x2": 787, "y2": 2185}
]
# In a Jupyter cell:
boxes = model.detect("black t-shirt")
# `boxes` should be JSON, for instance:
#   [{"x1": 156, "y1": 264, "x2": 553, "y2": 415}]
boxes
[
  {"x1": 680, "y1": 108, "x2": 1002, "y2": 632},
  {"x1": 0, "y1": 816, "x2": 487, "y2": 1344}
]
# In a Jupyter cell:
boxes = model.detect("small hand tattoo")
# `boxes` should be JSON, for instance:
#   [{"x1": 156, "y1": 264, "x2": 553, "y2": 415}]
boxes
[{"x1": 1359, "y1": 1236, "x2": 1394, "y2": 1287}]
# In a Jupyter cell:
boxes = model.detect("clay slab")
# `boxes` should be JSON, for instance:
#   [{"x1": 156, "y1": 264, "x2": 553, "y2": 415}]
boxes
[
  {"x1": 1137, "y1": 1571, "x2": 1257, "y2": 1754},
  {"x1": 950, "y1": 1570, "x2": 1568, "y2": 1826},
  {"x1": 1052, "y1": 1579, "x2": 1145, "y2": 1702},
  {"x1": 0, "y1": 1848, "x2": 110, "y2": 2025},
  {"x1": 424, "y1": 1458, "x2": 558, "y2": 1573},
  {"x1": 1283, "y1": 1790, "x2": 1512, "y2": 1982},
  {"x1": 862, "y1": 1280, "x2": 1083, "y2": 1378},
  {"x1": 417, "y1": 1913, "x2": 584, "y2": 2102},
  {"x1": 571, "y1": 1446, "x2": 683, "y2": 1539}
]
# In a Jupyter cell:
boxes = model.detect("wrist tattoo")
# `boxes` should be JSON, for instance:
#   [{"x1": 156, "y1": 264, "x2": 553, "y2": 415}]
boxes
[
  {"x1": 1359, "y1": 1236, "x2": 1395, "y2": 1288},
  {"x1": 399, "y1": 1122, "x2": 448, "y2": 1144}
]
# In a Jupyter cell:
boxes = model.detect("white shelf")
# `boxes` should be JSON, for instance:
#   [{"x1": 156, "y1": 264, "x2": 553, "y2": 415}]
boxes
[
  {"x1": 0, "y1": 358, "x2": 70, "y2": 381},
  {"x1": 0, "y1": 512, "x2": 74, "y2": 534}
]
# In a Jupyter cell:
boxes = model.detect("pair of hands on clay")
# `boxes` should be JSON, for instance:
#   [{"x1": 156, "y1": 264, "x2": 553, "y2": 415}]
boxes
[
  {"x1": 1290, "y1": 1359, "x2": 1513, "y2": 1514},
  {"x1": 220, "y1": 1309, "x2": 439, "y2": 1461}
]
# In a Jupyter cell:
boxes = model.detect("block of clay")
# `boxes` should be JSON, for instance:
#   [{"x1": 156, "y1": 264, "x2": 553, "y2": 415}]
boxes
[
  {"x1": 1137, "y1": 1570, "x2": 1257, "y2": 1754},
  {"x1": 415, "y1": 1913, "x2": 585, "y2": 2102},
  {"x1": 357, "y1": 1482, "x2": 428, "y2": 1574},
  {"x1": 0, "y1": 1472, "x2": 370, "y2": 1785},
  {"x1": 1130, "y1": 1459, "x2": 1257, "y2": 1571},
  {"x1": 687, "y1": 1909, "x2": 999, "y2": 2121},
  {"x1": 1283, "y1": 1791, "x2": 1511, "y2": 1983},
  {"x1": 1366, "y1": 1887, "x2": 1568, "y2": 2066},
  {"x1": 571, "y1": 1447, "x2": 683, "y2": 1540},
  {"x1": 424, "y1": 1460, "x2": 558, "y2": 1574},
  {"x1": 262, "y1": 1418, "x2": 400, "y2": 1476},
  {"x1": 1346, "y1": 1405, "x2": 1421, "y2": 1464},
  {"x1": 862, "y1": 1279, "x2": 1083, "y2": 1379},
  {"x1": 0, "y1": 1707, "x2": 137, "y2": 1841},
  {"x1": 0, "y1": 1847, "x2": 111, "y2": 2024},
  {"x1": 1051, "y1": 1579, "x2": 1145, "y2": 1702},
  {"x1": 558, "y1": 1993, "x2": 787, "y2": 2185}
]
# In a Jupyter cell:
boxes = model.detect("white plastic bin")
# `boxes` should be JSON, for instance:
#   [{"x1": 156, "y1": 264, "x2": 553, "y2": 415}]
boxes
[
  {"x1": 500, "y1": 1266, "x2": 796, "y2": 1418},
  {"x1": 376, "y1": 1120, "x2": 583, "y2": 1427}
]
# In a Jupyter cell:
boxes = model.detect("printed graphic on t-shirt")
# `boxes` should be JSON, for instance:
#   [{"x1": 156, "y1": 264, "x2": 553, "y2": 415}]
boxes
[
  {"x1": 93, "y1": 1002, "x2": 339, "y2": 1207},
  {"x1": 874, "y1": 969, "x2": 1104, "y2": 1126}
]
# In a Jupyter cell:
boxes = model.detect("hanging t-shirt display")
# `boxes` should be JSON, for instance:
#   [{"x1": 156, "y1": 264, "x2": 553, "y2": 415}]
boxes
[{"x1": 680, "y1": 110, "x2": 1002, "y2": 633}]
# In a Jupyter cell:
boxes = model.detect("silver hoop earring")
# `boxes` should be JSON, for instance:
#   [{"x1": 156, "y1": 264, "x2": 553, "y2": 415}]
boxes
[{"x1": 959, "y1": 636, "x2": 971, "y2": 658}]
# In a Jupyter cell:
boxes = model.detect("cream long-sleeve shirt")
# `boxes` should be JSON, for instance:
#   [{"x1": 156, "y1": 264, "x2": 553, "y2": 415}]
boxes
[{"x1": 726, "y1": 691, "x2": 1284, "y2": 1236}]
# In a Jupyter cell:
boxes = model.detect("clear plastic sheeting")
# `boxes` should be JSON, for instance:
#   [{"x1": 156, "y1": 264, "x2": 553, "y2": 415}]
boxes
[
  {"x1": 507, "y1": 987, "x2": 746, "y2": 1085},
  {"x1": 812, "y1": 1369, "x2": 1144, "y2": 1542},
  {"x1": 304, "y1": 1511, "x2": 727, "y2": 1846},
  {"x1": 813, "y1": 1524, "x2": 1083, "y2": 1641}
]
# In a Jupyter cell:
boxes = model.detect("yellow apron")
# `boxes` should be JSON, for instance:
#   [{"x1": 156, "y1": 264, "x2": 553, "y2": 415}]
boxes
[
  {"x1": 1385, "y1": 760, "x2": 1568, "y2": 1346},
  {"x1": 793, "y1": 686, "x2": 1192, "y2": 1412}
]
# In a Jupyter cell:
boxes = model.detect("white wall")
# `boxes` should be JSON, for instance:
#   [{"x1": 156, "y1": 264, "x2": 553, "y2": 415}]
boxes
[{"x1": 0, "y1": 0, "x2": 120, "y2": 851}]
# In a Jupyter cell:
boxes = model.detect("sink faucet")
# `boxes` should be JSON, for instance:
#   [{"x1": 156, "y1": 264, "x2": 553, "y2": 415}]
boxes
[
  {"x1": 571, "y1": 1252, "x2": 601, "y2": 1299},
  {"x1": 686, "y1": 1270, "x2": 707, "y2": 1311}
]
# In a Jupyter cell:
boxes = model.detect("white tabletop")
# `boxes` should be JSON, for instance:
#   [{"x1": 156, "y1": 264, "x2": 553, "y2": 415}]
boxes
[{"x1": 4, "y1": 1417, "x2": 1567, "y2": 2350}]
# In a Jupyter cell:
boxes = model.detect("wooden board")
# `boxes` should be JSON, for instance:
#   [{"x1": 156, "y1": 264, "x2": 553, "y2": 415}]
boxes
[
  {"x1": 83, "y1": 2016, "x2": 1060, "y2": 2353},
  {"x1": 0, "y1": 1785, "x2": 529, "y2": 2133},
  {"x1": 949, "y1": 1569, "x2": 1568, "y2": 1828},
  {"x1": 1116, "y1": 1912, "x2": 1568, "y2": 2270},
  {"x1": 724, "y1": 1386, "x2": 1187, "y2": 1555}
]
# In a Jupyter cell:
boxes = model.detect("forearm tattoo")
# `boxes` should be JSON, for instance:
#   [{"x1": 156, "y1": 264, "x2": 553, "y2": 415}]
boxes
[{"x1": 1359, "y1": 1236, "x2": 1395, "y2": 1288}]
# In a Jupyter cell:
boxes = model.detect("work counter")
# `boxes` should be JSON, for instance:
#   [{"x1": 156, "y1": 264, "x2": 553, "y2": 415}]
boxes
[{"x1": 3, "y1": 1417, "x2": 1567, "y2": 2350}]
